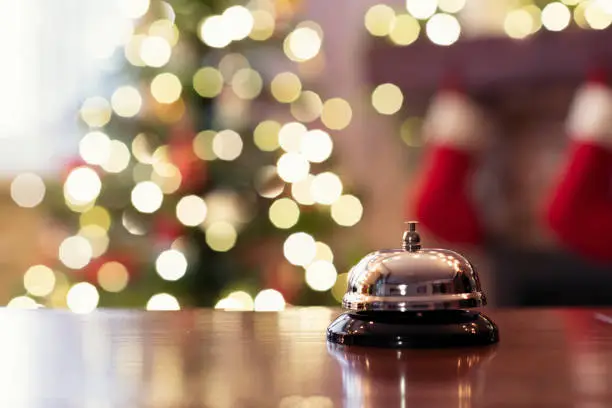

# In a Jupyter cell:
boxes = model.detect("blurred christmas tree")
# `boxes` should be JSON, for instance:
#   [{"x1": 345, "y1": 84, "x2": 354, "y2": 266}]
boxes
[{"x1": 11, "y1": 0, "x2": 363, "y2": 311}]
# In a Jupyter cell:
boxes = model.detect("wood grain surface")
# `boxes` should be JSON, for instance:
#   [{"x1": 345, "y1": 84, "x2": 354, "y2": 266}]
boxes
[{"x1": 2, "y1": 307, "x2": 612, "y2": 407}]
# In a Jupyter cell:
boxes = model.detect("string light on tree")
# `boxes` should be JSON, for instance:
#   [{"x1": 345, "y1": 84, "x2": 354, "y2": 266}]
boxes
[
  {"x1": 271, "y1": 72, "x2": 302, "y2": 103},
  {"x1": 389, "y1": 14, "x2": 420, "y2": 46},
  {"x1": 23, "y1": 265, "x2": 56, "y2": 297},
  {"x1": 300, "y1": 129, "x2": 333, "y2": 163},
  {"x1": 305, "y1": 260, "x2": 337, "y2": 291},
  {"x1": 291, "y1": 175, "x2": 316, "y2": 205},
  {"x1": 541, "y1": 2, "x2": 571, "y2": 31},
  {"x1": 212, "y1": 130, "x2": 243, "y2": 161},
  {"x1": 176, "y1": 195, "x2": 208, "y2": 226},
  {"x1": 269, "y1": 198, "x2": 300, "y2": 229},
  {"x1": 277, "y1": 153, "x2": 310, "y2": 183},
  {"x1": 98, "y1": 262, "x2": 130, "y2": 292},
  {"x1": 254, "y1": 289, "x2": 286, "y2": 311},
  {"x1": 372, "y1": 83, "x2": 403, "y2": 115},
  {"x1": 131, "y1": 181, "x2": 164, "y2": 213},
  {"x1": 310, "y1": 172, "x2": 343, "y2": 205},
  {"x1": 283, "y1": 232, "x2": 316, "y2": 266},
  {"x1": 140, "y1": 36, "x2": 172, "y2": 67},
  {"x1": 193, "y1": 67, "x2": 224, "y2": 98},
  {"x1": 364, "y1": 4, "x2": 396, "y2": 37},
  {"x1": 223, "y1": 6, "x2": 254, "y2": 41},
  {"x1": 331, "y1": 195, "x2": 363, "y2": 226},
  {"x1": 215, "y1": 291, "x2": 254, "y2": 311},
  {"x1": 321, "y1": 98, "x2": 352, "y2": 130},
  {"x1": 426, "y1": 13, "x2": 461, "y2": 46},
  {"x1": 59, "y1": 236, "x2": 93, "y2": 269},
  {"x1": 155, "y1": 249, "x2": 188, "y2": 281},
  {"x1": 111, "y1": 86, "x2": 143, "y2": 117},
  {"x1": 66, "y1": 282, "x2": 99, "y2": 314},
  {"x1": 205, "y1": 221, "x2": 238, "y2": 252},
  {"x1": 253, "y1": 120, "x2": 281, "y2": 152},
  {"x1": 406, "y1": 0, "x2": 438, "y2": 20},
  {"x1": 150, "y1": 73, "x2": 182, "y2": 104},
  {"x1": 64, "y1": 166, "x2": 102, "y2": 206},
  {"x1": 285, "y1": 27, "x2": 322, "y2": 62},
  {"x1": 80, "y1": 96, "x2": 112, "y2": 128},
  {"x1": 146, "y1": 293, "x2": 180, "y2": 310}
]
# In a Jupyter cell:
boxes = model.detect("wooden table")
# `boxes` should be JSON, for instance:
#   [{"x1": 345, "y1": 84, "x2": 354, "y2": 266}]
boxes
[{"x1": 2, "y1": 307, "x2": 612, "y2": 407}]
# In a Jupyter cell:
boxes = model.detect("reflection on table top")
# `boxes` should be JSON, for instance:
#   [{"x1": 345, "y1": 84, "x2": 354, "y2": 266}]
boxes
[{"x1": 1, "y1": 307, "x2": 612, "y2": 407}]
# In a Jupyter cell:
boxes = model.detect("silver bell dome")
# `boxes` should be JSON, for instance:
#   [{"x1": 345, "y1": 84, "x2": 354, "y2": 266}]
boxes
[{"x1": 342, "y1": 222, "x2": 486, "y2": 312}]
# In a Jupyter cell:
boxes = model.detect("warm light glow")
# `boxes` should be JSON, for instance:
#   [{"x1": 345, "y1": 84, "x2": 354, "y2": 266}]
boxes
[
  {"x1": 151, "y1": 162, "x2": 182, "y2": 194},
  {"x1": 271, "y1": 72, "x2": 302, "y2": 103},
  {"x1": 176, "y1": 195, "x2": 208, "y2": 226},
  {"x1": 389, "y1": 14, "x2": 421, "y2": 46},
  {"x1": 254, "y1": 289, "x2": 286, "y2": 311},
  {"x1": 371, "y1": 83, "x2": 404, "y2": 115},
  {"x1": 132, "y1": 133, "x2": 154, "y2": 164},
  {"x1": 598, "y1": 0, "x2": 612, "y2": 13},
  {"x1": 291, "y1": 175, "x2": 315, "y2": 205},
  {"x1": 122, "y1": 210, "x2": 146, "y2": 235},
  {"x1": 119, "y1": 0, "x2": 150, "y2": 19},
  {"x1": 331, "y1": 195, "x2": 363, "y2": 226},
  {"x1": 504, "y1": 9, "x2": 534, "y2": 39},
  {"x1": 11, "y1": 173, "x2": 45, "y2": 208},
  {"x1": 277, "y1": 153, "x2": 310, "y2": 183},
  {"x1": 80, "y1": 96, "x2": 111, "y2": 128},
  {"x1": 400, "y1": 117, "x2": 424, "y2": 147},
  {"x1": 78, "y1": 225, "x2": 109, "y2": 257},
  {"x1": 193, "y1": 67, "x2": 223, "y2": 98},
  {"x1": 364, "y1": 4, "x2": 396, "y2": 36},
  {"x1": 426, "y1": 13, "x2": 461, "y2": 46},
  {"x1": 283, "y1": 232, "x2": 316, "y2": 266},
  {"x1": 542, "y1": 2, "x2": 571, "y2": 31},
  {"x1": 300, "y1": 129, "x2": 333, "y2": 163},
  {"x1": 218, "y1": 53, "x2": 250, "y2": 83},
  {"x1": 102, "y1": 140, "x2": 131, "y2": 173},
  {"x1": 147, "y1": 293, "x2": 180, "y2": 311},
  {"x1": 79, "y1": 131, "x2": 111, "y2": 166},
  {"x1": 156, "y1": 249, "x2": 188, "y2": 281},
  {"x1": 111, "y1": 86, "x2": 142, "y2": 117},
  {"x1": 150, "y1": 73, "x2": 182, "y2": 104},
  {"x1": 140, "y1": 36, "x2": 171, "y2": 67},
  {"x1": 193, "y1": 130, "x2": 217, "y2": 160},
  {"x1": 254, "y1": 166, "x2": 284, "y2": 198},
  {"x1": 269, "y1": 198, "x2": 300, "y2": 229},
  {"x1": 203, "y1": 191, "x2": 245, "y2": 227},
  {"x1": 314, "y1": 241, "x2": 334, "y2": 263},
  {"x1": 66, "y1": 282, "x2": 99, "y2": 314},
  {"x1": 23, "y1": 265, "x2": 55, "y2": 297},
  {"x1": 585, "y1": 1, "x2": 612, "y2": 29},
  {"x1": 199, "y1": 15, "x2": 231, "y2": 48},
  {"x1": 64, "y1": 167, "x2": 102, "y2": 205},
  {"x1": 222, "y1": 6, "x2": 254, "y2": 41},
  {"x1": 215, "y1": 291, "x2": 254, "y2": 311},
  {"x1": 249, "y1": 10, "x2": 275, "y2": 41},
  {"x1": 310, "y1": 172, "x2": 343, "y2": 205},
  {"x1": 98, "y1": 261, "x2": 129, "y2": 292},
  {"x1": 279, "y1": 122, "x2": 307, "y2": 153},
  {"x1": 286, "y1": 27, "x2": 322, "y2": 62},
  {"x1": 131, "y1": 181, "x2": 164, "y2": 213},
  {"x1": 205, "y1": 221, "x2": 238, "y2": 252},
  {"x1": 231, "y1": 68, "x2": 263, "y2": 100},
  {"x1": 254, "y1": 120, "x2": 281, "y2": 152},
  {"x1": 125, "y1": 34, "x2": 146, "y2": 66},
  {"x1": 321, "y1": 98, "x2": 352, "y2": 130},
  {"x1": 290, "y1": 91, "x2": 323, "y2": 122},
  {"x1": 213, "y1": 129, "x2": 243, "y2": 161},
  {"x1": 406, "y1": 0, "x2": 438, "y2": 19},
  {"x1": 59, "y1": 236, "x2": 93, "y2": 269},
  {"x1": 438, "y1": 0, "x2": 466, "y2": 13},
  {"x1": 80, "y1": 206, "x2": 111, "y2": 231},
  {"x1": 149, "y1": 19, "x2": 179, "y2": 46},
  {"x1": 305, "y1": 260, "x2": 337, "y2": 291},
  {"x1": 7, "y1": 296, "x2": 38, "y2": 309}
]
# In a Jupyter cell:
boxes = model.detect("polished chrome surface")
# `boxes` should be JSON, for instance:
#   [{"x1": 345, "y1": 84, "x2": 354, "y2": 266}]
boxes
[{"x1": 342, "y1": 222, "x2": 485, "y2": 311}]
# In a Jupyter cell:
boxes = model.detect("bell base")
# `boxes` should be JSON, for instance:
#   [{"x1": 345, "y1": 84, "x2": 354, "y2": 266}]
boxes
[{"x1": 326, "y1": 310, "x2": 499, "y2": 348}]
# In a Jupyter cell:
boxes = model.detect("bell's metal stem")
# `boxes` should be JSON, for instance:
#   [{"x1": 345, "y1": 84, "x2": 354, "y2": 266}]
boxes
[{"x1": 402, "y1": 221, "x2": 421, "y2": 252}]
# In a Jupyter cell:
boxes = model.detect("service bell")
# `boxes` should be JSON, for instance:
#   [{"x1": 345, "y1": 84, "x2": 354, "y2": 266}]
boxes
[{"x1": 326, "y1": 221, "x2": 499, "y2": 348}]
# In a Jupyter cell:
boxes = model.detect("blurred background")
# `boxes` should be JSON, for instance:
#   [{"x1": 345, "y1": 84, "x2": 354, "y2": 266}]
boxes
[{"x1": 2, "y1": 0, "x2": 612, "y2": 312}]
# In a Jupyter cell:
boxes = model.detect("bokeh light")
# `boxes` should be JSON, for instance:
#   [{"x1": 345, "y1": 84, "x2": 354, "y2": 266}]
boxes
[
  {"x1": 314, "y1": 241, "x2": 334, "y2": 263},
  {"x1": 283, "y1": 232, "x2": 316, "y2": 266},
  {"x1": 131, "y1": 181, "x2": 164, "y2": 213},
  {"x1": 66, "y1": 282, "x2": 99, "y2": 314},
  {"x1": 250, "y1": 10, "x2": 275, "y2": 41},
  {"x1": 504, "y1": 9, "x2": 535, "y2": 39},
  {"x1": 271, "y1": 72, "x2": 302, "y2": 103},
  {"x1": 111, "y1": 86, "x2": 142, "y2": 118},
  {"x1": 199, "y1": 15, "x2": 231, "y2": 48},
  {"x1": 146, "y1": 293, "x2": 180, "y2": 310},
  {"x1": 59, "y1": 236, "x2": 93, "y2": 269},
  {"x1": 7, "y1": 296, "x2": 38, "y2": 309},
  {"x1": 150, "y1": 73, "x2": 182, "y2": 104},
  {"x1": 254, "y1": 289, "x2": 286, "y2": 311},
  {"x1": 64, "y1": 166, "x2": 102, "y2": 205},
  {"x1": 426, "y1": 13, "x2": 461, "y2": 46},
  {"x1": 542, "y1": 2, "x2": 571, "y2": 31},
  {"x1": 176, "y1": 195, "x2": 208, "y2": 226},
  {"x1": 231, "y1": 68, "x2": 263, "y2": 100},
  {"x1": 277, "y1": 153, "x2": 310, "y2": 183},
  {"x1": 285, "y1": 27, "x2": 322, "y2": 62},
  {"x1": 193, "y1": 130, "x2": 217, "y2": 160},
  {"x1": 311, "y1": 172, "x2": 343, "y2": 205},
  {"x1": 279, "y1": 122, "x2": 307, "y2": 153},
  {"x1": 389, "y1": 14, "x2": 421, "y2": 46},
  {"x1": 101, "y1": 140, "x2": 131, "y2": 173},
  {"x1": 300, "y1": 129, "x2": 333, "y2": 163},
  {"x1": 156, "y1": 249, "x2": 188, "y2": 281},
  {"x1": 193, "y1": 67, "x2": 224, "y2": 98},
  {"x1": 332, "y1": 273, "x2": 348, "y2": 303},
  {"x1": 254, "y1": 166, "x2": 284, "y2": 198},
  {"x1": 305, "y1": 260, "x2": 337, "y2": 291},
  {"x1": 213, "y1": 130, "x2": 243, "y2": 161},
  {"x1": 331, "y1": 195, "x2": 363, "y2": 226},
  {"x1": 223, "y1": 6, "x2": 254, "y2": 41},
  {"x1": 269, "y1": 198, "x2": 300, "y2": 229},
  {"x1": 218, "y1": 53, "x2": 250, "y2": 83},
  {"x1": 11, "y1": 173, "x2": 45, "y2": 208},
  {"x1": 254, "y1": 120, "x2": 281, "y2": 152},
  {"x1": 98, "y1": 261, "x2": 129, "y2": 292},
  {"x1": 118, "y1": 0, "x2": 150, "y2": 19},
  {"x1": 125, "y1": 34, "x2": 146, "y2": 66},
  {"x1": 372, "y1": 83, "x2": 403, "y2": 115},
  {"x1": 290, "y1": 91, "x2": 323, "y2": 122},
  {"x1": 215, "y1": 291, "x2": 254, "y2": 311},
  {"x1": 321, "y1": 98, "x2": 352, "y2": 130},
  {"x1": 80, "y1": 131, "x2": 111, "y2": 165},
  {"x1": 23, "y1": 265, "x2": 55, "y2": 297},
  {"x1": 438, "y1": 0, "x2": 466, "y2": 13},
  {"x1": 205, "y1": 221, "x2": 238, "y2": 252},
  {"x1": 80, "y1": 96, "x2": 111, "y2": 128},
  {"x1": 79, "y1": 224, "x2": 109, "y2": 257},
  {"x1": 149, "y1": 19, "x2": 179, "y2": 46},
  {"x1": 140, "y1": 36, "x2": 172, "y2": 67},
  {"x1": 151, "y1": 162, "x2": 182, "y2": 194},
  {"x1": 80, "y1": 206, "x2": 111, "y2": 231},
  {"x1": 291, "y1": 175, "x2": 315, "y2": 205},
  {"x1": 585, "y1": 2, "x2": 612, "y2": 29},
  {"x1": 364, "y1": 4, "x2": 396, "y2": 36},
  {"x1": 406, "y1": 0, "x2": 438, "y2": 19}
]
